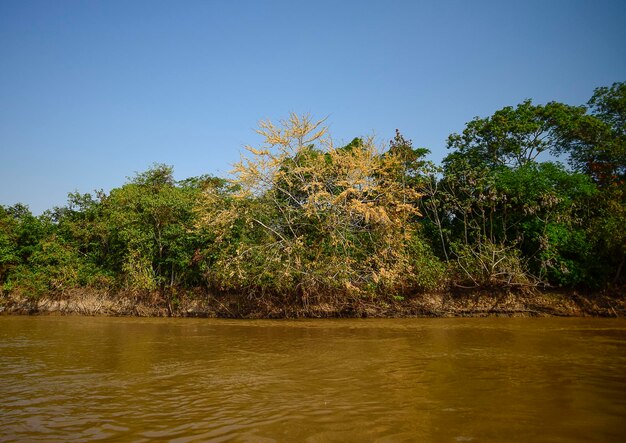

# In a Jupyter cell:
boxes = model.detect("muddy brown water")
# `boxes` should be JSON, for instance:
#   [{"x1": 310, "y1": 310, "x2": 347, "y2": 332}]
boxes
[{"x1": 1, "y1": 316, "x2": 625, "y2": 442}]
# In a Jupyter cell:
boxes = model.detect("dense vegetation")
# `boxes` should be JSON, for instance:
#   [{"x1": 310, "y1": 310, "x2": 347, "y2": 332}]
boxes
[{"x1": 1, "y1": 83, "x2": 624, "y2": 310}]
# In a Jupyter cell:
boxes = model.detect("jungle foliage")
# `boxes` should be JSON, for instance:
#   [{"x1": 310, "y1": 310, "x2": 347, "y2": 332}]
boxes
[{"x1": 1, "y1": 83, "x2": 624, "y2": 303}]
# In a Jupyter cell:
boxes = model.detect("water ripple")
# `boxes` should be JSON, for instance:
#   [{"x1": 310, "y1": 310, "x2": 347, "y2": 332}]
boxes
[{"x1": 1, "y1": 317, "x2": 625, "y2": 441}]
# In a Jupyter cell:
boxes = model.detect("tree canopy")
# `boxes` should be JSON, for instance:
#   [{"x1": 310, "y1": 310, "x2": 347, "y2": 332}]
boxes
[{"x1": 1, "y1": 83, "x2": 624, "y2": 307}]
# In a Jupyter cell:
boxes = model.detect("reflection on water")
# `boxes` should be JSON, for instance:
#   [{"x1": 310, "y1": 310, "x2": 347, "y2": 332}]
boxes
[{"x1": 1, "y1": 316, "x2": 625, "y2": 442}]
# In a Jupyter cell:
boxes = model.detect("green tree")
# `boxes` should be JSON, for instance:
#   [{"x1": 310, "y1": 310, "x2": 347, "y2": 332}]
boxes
[
  {"x1": 0, "y1": 206, "x2": 19, "y2": 288},
  {"x1": 103, "y1": 164, "x2": 207, "y2": 292},
  {"x1": 447, "y1": 99, "x2": 586, "y2": 169},
  {"x1": 550, "y1": 82, "x2": 626, "y2": 284},
  {"x1": 435, "y1": 100, "x2": 600, "y2": 287},
  {"x1": 550, "y1": 82, "x2": 625, "y2": 185}
]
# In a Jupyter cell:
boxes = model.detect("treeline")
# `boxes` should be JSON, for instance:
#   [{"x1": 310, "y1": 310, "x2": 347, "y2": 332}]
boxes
[{"x1": 1, "y1": 83, "x2": 624, "y2": 306}]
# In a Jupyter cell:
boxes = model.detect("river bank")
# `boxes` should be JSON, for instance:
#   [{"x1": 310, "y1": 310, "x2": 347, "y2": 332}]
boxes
[{"x1": 0, "y1": 288, "x2": 624, "y2": 318}]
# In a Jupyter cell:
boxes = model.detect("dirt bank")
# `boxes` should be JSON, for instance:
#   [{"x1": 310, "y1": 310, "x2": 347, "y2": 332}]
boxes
[{"x1": 1, "y1": 287, "x2": 624, "y2": 318}]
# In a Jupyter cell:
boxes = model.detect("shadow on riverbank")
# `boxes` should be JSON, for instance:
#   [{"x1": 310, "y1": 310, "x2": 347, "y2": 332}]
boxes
[{"x1": 1, "y1": 288, "x2": 624, "y2": 318}]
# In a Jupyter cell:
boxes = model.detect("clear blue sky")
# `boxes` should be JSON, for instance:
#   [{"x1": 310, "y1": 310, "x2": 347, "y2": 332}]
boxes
[{"x1": 1, "y1": 0, "x2": 625, "y2": 214}]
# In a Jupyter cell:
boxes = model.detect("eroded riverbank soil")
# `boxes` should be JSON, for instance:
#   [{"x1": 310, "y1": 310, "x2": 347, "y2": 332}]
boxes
[{"x1": 1, "y1": 288, "x2": 624, "y2": 318}]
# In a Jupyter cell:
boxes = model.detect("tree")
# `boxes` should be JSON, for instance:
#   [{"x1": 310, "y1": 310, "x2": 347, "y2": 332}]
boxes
[
  {"x1": 0, "y1": 206, "x2": 19, "y2": 287},
  {"x1": 548, "y1": 82, "x2": 626, "y2": 284},
  {"x1": 447, "y1": 100, "x2": 586, "y2": 169},
  {"x1": 435, "y1": 100, "x2": 600, "y2": 287},
  {"x1": 102, "y1": 165, "x2": 206, "y2": 292},
  {"x1": 197, "y1": 114, "x2": 443, "y2": 301},
  {"x1": 551, "y1": 82, "x2": 626, "y2": 186}
]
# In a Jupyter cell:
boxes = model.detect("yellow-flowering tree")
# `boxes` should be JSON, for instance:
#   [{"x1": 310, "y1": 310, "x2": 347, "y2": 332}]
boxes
[{"x1": 198, "y1": 114, "x2": 443, "y2": 301}]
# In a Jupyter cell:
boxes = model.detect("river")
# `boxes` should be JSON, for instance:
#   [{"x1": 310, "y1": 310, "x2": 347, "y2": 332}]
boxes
[{"x1": 1, "y1": 316, "x2": 625, "y2": 442}]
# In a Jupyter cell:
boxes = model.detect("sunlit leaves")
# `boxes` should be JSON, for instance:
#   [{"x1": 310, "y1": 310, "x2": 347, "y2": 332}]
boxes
[{"x1": 197, "y1": 114, "x2": 440, "y2": 297}]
